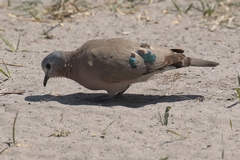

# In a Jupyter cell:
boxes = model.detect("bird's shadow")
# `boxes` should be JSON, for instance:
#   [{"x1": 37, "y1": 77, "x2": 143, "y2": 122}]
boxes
[{"x1": 25, "y1": 92, "x2": 203, "y2": 108}]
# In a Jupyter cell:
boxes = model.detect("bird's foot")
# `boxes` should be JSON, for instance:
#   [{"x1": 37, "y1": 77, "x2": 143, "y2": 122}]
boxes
[
  {"x1": 113, "y1": 92, "x2": 124, "y2": 99},
  {"x1": 113, "y1": 85, "x2": 130, "y2": 99}
]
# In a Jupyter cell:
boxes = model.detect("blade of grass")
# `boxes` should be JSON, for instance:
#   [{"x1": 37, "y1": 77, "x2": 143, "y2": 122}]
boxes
[
  {"x1": 0, "y1": 60, "x2": 11, "y2": 78},
  {"x1": 60, "y1": 113, "x2": 63, "y2": 122},
  {"x1": 158, "y1": 110, "x2": 164, "y2": 126},
  {"x1": 16, "y1": 33, "x2": 21, "y2": 52},
  {"x1": 0, "y1": 68, "x2": 9, "y2": 78},
  {"x1": 172, "y1": 0, "x2": 181, "y2": 12},
  {"x1": 102, "y1": 120, "x2": 115, "y2": 134},
  {"x1": 159, "y1": 156, "x2": 169, "y2": 160},
  {"x1": 206, "y1": 2, "x2": 213, "y2": 11},
  {"x1": 238, "y1": 76, "x2": 240, "y2": 86},
  {"x1": 112, "y1": 0, "x2": 124, "y2": 13},
  {"x1": 221, "y1": 133, "x2": 224, "y2": 159},
  {"x1": 229, "y1": 118, "x2": 233, "y2": 130},
  {"x1": 2, "y1": 60, "x2": 12, "y2": 78},
  {"x1": 100, "y1": 120, "x2": 116, "y2": 138},
  {"x1": 166, "y1": 129, "x2": 186, "y2": 139},
  {"x1": 7, "y1": 0, "x2": 11, "y2": 6},
  {"x1": 29, "y1": 10, "x2": 41, "y2": 20},
  {"x1": 236, "y1": 76, "x2": 240, "y2": 101},
  {"x1": 43, "y1": 23, "x2": 62, "y2": 39},
  {"x1": 0, "y1": 62, "x2": 23, "y2": 67},
  {"x1": 204, "y1": 1, "x2": 215, "y2": 16},
  {"x1": 184, "y1": 3, "x2": 193, "y2": 13},
  {"x1": 15, "y1": 1, "x2": 44, "y2": 20},
  {"x1": 13, "y1": 111, "x2": 19, "y2": 146},
  {"x1": 199, "y1": 0, "x2": 205, "y2": 11},
  {"x1": 0, "y1": 34, "x2": 15, "y2": 52},
  {"x1": 236, "y1": 88, "x2": 240, "y2": 100}
]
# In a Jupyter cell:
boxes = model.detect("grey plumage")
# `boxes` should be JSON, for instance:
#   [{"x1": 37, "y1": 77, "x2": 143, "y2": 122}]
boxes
[{"x1": 42, "y1": 38, "x2": 219, "y2": 99}]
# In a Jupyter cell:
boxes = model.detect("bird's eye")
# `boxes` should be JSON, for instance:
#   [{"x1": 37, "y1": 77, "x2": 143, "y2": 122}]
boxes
[{"x1": 46, "y1": 63, "x2": 51, "y2": 69}]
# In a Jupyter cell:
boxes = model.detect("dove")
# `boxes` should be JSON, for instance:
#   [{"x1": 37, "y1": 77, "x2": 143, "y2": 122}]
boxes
[{"x1": 42, "y1": 38, "x2": 219, "y2": 100}]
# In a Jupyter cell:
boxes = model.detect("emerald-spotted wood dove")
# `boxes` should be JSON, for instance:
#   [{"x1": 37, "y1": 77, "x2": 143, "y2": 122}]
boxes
[{"x1": 42, "y1": 38, "x2": 219, "y2": 99}]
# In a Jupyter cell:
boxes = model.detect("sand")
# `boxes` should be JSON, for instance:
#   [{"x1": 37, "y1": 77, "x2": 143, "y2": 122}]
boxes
[{"x1": 0, "y1": 0, "x2": 240, "y2": 159}]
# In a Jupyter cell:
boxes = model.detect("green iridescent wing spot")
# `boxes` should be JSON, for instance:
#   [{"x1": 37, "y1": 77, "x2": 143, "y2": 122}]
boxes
[
  {"x1": 129, "y1": 56, "x2": 137, "y2": 68},
  {"x1": 141, "y1": 51, "x2": 156, "y2": 64}
]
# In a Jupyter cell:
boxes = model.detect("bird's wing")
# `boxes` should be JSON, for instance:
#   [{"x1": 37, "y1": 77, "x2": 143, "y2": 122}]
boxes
[{"x1": 76, "y1": 38, "x2": 186, "y2": 83}]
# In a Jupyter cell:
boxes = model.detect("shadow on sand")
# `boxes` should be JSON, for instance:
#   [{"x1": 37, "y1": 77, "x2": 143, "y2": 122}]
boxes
[{"x1": 25, "y1": 92, "x2": 203, "y2": 108}]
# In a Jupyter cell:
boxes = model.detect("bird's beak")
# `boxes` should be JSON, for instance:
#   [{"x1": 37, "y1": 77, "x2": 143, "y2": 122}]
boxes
[{"x1": 43, "y1": 73, "x2": 49, "y2": 87}]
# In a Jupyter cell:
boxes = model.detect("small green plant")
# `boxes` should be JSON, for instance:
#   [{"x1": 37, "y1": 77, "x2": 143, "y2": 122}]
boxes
[
  {"x1": 171, "y1": 0, "x2": 193, "y2": 14},
  {"x1": 15, "y1": 1, "x2": 43, "y2": 20},
  {"x1": 0, "y1": 67, "x2": 10, "y2": 78},
  {"x1": 193, "y1": 0, "x2": 215, "y2": 17},
  {"x1": 0, "y1": 60, "x2": 12, "y2": 79},
  {"x1": 0, "y1": 33, "x2": 21, "y2": 52},
  {"x1": 172, "y1": 0, "x2": 215, "y2": 16},
  {"x1": 100, "y1": 120, "x2": 115, "y2": 138},
  {"x1": 159, "y1": 106, "x2": 171, "y2": 126},
  {"x1": 112, "y1": 0, "x2": 124, "y2": 13},
  {"x1": 158, "y1": 106, "x2": 188, "y2": 139}
]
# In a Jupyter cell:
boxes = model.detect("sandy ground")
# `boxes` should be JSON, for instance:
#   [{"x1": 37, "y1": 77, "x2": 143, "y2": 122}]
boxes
[{"x1": 0, "y1": 0, "x2": 240, "y2": 159}]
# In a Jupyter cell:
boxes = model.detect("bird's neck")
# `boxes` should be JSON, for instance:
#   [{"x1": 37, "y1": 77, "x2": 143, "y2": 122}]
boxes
[{"x1": 61, "y1": 51, "x2": 76, "y2": 80}]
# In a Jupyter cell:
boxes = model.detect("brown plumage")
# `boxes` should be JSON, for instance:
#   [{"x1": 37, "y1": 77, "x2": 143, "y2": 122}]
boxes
[{"x1": 41, "y1": 38, "x2": 219, "y2": 99}]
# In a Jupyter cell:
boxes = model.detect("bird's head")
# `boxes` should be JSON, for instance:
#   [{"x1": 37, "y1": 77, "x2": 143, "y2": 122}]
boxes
[{"x1": 41, "y1": 51, "x2": 67, "y2": 87}]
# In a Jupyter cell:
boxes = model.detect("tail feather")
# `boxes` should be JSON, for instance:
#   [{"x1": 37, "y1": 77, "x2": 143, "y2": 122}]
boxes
[
  {"x1": 169, "y1": 48, "x2": 219, "y2": 67},
  {"x1": 171, "y1": 57, "x2": 219, "y2": 68},
  {"x1": 190, "y1": 58, "x2": 219, "y2": 67}
]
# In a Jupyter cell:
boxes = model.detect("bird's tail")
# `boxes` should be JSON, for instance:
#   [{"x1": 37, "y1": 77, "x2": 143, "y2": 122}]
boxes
[
  {"x1": 171, "y1": 56, "x2": 219, "y2": 68},
  {"x1": 168, "y1": 50, "x2": 219, "y2": 68},
  {"x1": 190, "y1": 58, "x2": 219, "y2": 67}
]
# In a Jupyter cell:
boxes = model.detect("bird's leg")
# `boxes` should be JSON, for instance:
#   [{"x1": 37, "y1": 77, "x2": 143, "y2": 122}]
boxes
[{"x1": 113, "y1": 85, "x2": 130, "y2": 99}]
